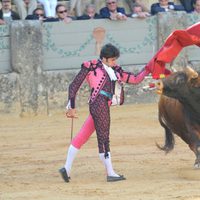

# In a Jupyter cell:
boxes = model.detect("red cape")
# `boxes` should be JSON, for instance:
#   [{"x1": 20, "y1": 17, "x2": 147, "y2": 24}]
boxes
[{"x1": 145, "y1": 22, "x2": 200, "y2": 79}]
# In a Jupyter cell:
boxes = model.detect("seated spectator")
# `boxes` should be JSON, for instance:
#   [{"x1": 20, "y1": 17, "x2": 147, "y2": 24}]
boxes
[
  {"x1": 179, "y1": 0, "x2": 195, "y2": 13},
  {"x1": 25, "y1": 7, "x2": 45, "y2": 20},
  {"x1": 55, "y1": 4, "x2": 73, "y2": 23},
  {"x1": 100, "y1": 0, "x2": 127, "y2": 20},
  {"x1": 151, "y1": 0, "x2": 185, "y2": 15},
  {"x1": 193, "y1": 0, "x2": 200, "y2": 14},
  {"x1": 13, "y1": 0, "x2": 37, "y2": 19},
  {"x1": 37, "y1": 0, "x2": 57, "y2": 17},
  {"x1": 128, "y1": 2, "x2": 151, "y2": 18},
  {"x1": 77, "y1": 4, "x2": 102, "y2": 20},
  {"x1": 0, "y1": 0, "x2": 20, "y2": 25},
  {"x1": 26, "y1": 7, "x2": 59, "y2": 22}
]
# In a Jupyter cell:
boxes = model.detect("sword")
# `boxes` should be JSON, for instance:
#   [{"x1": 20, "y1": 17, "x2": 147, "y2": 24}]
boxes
[{"x1": 70, "y1": 117, "x2": 74, "y2": 141}]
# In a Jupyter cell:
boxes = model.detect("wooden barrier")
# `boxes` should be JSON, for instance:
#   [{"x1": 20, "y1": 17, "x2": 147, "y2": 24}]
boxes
[
  {"x1": 42, "y1": 17, "x2": 157, "y2": 70},
  {"x1": 0, "y1": 12, "x2": 200, "y2": 115},
  {"x1": 1, "y1": 12, "x2": 200, "y2": 74}
]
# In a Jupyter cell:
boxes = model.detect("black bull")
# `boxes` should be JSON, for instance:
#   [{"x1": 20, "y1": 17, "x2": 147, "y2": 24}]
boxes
[{"x1": 156, "y1": 67, "x2": 200, "y2": 168}]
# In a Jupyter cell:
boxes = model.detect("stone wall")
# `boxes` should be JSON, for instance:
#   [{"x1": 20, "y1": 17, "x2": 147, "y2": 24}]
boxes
[{"x1": 0, "y1": 12, "x2": 200, "y2": 116}]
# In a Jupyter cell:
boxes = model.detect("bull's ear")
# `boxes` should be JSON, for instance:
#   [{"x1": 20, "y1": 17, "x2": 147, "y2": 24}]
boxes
[
  {"x1": 190, "y1": 77, "x2": 200, "y2": 88},
  {"x1": 185, "y1": 66, "x2": 198, "y2": 80}
]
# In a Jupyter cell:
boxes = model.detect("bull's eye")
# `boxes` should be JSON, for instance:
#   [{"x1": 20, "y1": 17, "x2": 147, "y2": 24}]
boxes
[
  {"x1": 190, "y1": 78, "x2": 200, "y2": 88},
  {"x1": 175, "y1": 74, "x2": 186, "y2": 85}
]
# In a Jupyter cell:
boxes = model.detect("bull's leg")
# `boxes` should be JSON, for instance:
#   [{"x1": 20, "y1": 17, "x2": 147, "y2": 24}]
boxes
[
  {"x1": 189, "y1": 142, "x2": 200, "y2": 169},
  {"x1": 185, "y1": 123, "x2": 200, "y2": 169},
  {"x1": 194, "y1": 144, "x2": 200, "y2": 169},
  {"x1": 157, "y1": 115, "x2": 175, "y2": 153}
]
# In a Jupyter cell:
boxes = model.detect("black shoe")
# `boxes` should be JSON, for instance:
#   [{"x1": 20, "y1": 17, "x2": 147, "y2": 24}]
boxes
[
  {"x1": 107, "y1": 175, "x2": 126, "y2": 182},
  {"x1": 59, "y1": 167, "x2": 70, "y2": 182}
]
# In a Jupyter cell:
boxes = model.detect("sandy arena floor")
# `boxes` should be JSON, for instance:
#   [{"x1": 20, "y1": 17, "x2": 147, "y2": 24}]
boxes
[{"x1": 1, "y1": 103, "x2": 200, "y2": 200}]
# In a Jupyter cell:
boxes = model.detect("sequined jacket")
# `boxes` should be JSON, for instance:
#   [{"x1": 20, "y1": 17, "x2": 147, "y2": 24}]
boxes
[{"x1": 68, "y1": 59, "x2": 149, "y2": 108}]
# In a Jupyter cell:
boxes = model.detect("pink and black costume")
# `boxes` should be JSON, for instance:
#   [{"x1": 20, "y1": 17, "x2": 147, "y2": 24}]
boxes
[{"x1": 67, "y1": 59, "x2": 149, "y2": 156}]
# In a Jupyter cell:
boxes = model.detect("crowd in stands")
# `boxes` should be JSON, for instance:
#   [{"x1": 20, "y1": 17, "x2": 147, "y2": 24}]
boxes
[{"x1": 0, "y1": 0, "x2": 200, "y2": 25}]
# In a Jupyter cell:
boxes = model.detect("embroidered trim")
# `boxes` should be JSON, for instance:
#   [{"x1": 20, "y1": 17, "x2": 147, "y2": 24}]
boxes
[{"x1": 126, "y1": 73, "x2": 131, "y2": 83}]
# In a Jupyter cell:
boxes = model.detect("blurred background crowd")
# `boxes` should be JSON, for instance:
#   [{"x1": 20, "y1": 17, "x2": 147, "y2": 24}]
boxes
[{"x1": 0, "y1": 0, "x2": 199, "y2": 25}]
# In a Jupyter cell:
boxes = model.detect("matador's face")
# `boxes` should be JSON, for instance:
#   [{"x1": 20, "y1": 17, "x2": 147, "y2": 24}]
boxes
[{"x1": 102, "y1": 57, "x2": 118, "y2": 67}]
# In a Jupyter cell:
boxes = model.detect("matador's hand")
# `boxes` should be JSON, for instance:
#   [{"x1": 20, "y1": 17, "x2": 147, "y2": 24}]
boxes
[{"x1": 66, "y1": 108, "x2": 77, "y2": 118}]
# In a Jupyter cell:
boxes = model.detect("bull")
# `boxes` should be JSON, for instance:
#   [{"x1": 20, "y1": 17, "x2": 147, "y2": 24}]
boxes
[{"x1": 156, "y1": 67, "x2": 200, "y2": 168}]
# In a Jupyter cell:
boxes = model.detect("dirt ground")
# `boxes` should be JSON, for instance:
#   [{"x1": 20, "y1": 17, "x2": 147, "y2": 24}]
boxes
[{"x1": 1, "y1": 103, "x2": 200, "y2": 200}]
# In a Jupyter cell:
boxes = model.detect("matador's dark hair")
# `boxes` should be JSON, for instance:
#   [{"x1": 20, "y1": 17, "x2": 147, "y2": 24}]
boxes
[{"x1": 100, "y1": 43, "x2": 120, "y2": 59}]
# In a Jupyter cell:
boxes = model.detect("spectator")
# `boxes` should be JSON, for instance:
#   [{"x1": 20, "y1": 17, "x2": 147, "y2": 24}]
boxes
[
  {"x1": 126, "y1": 0, "x2": 149, "y2": 12},
  {"x1": 151, "y1": 0, "x2": 185, "y2": 15},
  {"x1": 55, "y1": 4, "x2": 73, "y2": 23},
  {"x1": 100, "y1": 0, "x2": 127, "y2": 20},
  {"x1": 25, "y1": 7, "x2": 45, "y2": 20},
  {"x1": 0, "y1": 0, "x2": 20, "y2": 25},
  {"x1": 37, "y1": 0, "x2": 57, "y2": 17},
  {"x1": 179, "y1": 0, "x2": 195, "y2": 13},
  {"x1": 128, "y1": 2, "x2": 151, "y2": 18},
  {"x1": 193, "y1": 0, "x2": 200, "y2": 13},
  {"x1": 25, "y1": 7, "x2": 60, "y2": 22},
  {"x1": 77, "y1": 4, "x2": 102, "y2": 20},
  {"x1": 13, "y1": 0, "x2": 37, "y2": 19}
]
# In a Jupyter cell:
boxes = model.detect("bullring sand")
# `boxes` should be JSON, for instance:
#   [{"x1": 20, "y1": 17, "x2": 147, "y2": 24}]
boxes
[{"x1": 1, "y1": 103, "x2": 200, "y2": 200}]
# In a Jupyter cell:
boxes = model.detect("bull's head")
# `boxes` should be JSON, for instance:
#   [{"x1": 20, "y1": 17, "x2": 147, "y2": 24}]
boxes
[
  {"x1": 156, "y1": 66, "x2": 200, "y2": 125},
  {"x1": 156, "y1": 66, "x2": 200, "y2": 98}
]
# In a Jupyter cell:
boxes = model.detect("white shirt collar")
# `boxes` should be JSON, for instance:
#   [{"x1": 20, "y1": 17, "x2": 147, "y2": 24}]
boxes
[{"x1": 102, "y1": 62, "x2": 117, "y2": 81}]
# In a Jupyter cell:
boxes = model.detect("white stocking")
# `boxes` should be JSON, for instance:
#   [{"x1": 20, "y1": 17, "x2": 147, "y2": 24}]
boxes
[
  {"x1": 64, "y1": 144, "x2": 79, "y2": 176},
  {"x1": 99, "y1": 152, "x2": 120, "y2": 177}
]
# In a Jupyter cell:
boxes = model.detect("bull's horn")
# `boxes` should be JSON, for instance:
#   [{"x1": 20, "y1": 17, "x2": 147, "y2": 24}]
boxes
[
  {"x1": 155, "y1": 80, "x2": 163, "y2": 95},
  {"x1": 185, "y1": 66, "x2": 198, "y2": 79},
  {"x1": 171, "y1": 66, "x2": 177, "y2": 72}
]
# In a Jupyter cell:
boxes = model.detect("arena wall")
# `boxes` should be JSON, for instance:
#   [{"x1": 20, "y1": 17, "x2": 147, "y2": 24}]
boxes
[{"x1": 0, "y1": 12, "x2": 200, "y2": 116}]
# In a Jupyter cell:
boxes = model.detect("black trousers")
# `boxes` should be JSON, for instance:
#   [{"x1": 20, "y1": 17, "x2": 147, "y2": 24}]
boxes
[{"x1": 89, "y1": 94, "x2": 110, "y2": 154}]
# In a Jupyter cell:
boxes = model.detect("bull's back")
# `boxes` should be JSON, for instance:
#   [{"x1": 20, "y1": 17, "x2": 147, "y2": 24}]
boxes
[{"x1": 158, "y1": 95, "x2": 188, "y2": 137}]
